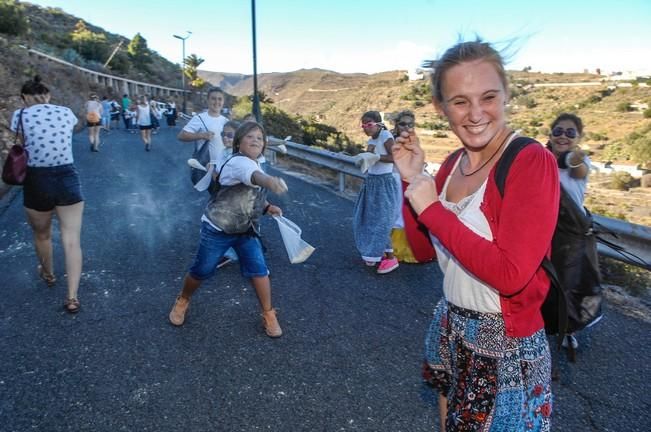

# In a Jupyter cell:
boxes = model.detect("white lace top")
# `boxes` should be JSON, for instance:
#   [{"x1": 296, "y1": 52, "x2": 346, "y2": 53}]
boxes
[{"x1": 430, "y1": 155, "x2": 502, "y2": 313}]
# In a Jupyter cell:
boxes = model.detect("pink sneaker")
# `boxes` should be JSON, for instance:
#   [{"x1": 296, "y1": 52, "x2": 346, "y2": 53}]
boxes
[{"x1": 377, "y1": 257, "x2": 399, "y2": 274}]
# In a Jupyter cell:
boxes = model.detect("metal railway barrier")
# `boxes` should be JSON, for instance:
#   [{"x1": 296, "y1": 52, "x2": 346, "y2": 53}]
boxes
[{"x1": 266, "y1": 137, "x2": 651, "y2": 270}]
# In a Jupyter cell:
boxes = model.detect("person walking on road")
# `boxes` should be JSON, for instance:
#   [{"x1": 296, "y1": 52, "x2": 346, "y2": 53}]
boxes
[
  {"x1": 136, "y1": 95, "x2": 153, "y2": 151},
  {"x1": 394, "y1": 39, "x2": 559, "y2": 431},
  {"x1": 9, "y1": 75, "x2": 85, "y2": 313},
  {"x1": 353, "y1": 110, "x2": 400, "y2": 274},
  {"x1": 85, "y1": 93, "x2": 102, "y2": 152},
  {"x1": 168, "y1": 121, "x2": 288, "y2": 338}
]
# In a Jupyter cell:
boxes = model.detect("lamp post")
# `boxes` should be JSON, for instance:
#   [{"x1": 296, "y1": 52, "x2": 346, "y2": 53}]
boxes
[
  {"x1": 173, "y1": 31, "x2": 191, "y2": 114},
  {"x1": 251, "y1": 0, "x2": 261, "y2": 124}
]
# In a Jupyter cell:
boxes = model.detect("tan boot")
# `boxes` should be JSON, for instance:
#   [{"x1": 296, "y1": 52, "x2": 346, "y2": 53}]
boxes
[
  {"x1": 261, "y1": 308, "x2": 282, "y2": 338},
  {"x1": 169, "y1": 296, "x2": 190, "y2": 326}
]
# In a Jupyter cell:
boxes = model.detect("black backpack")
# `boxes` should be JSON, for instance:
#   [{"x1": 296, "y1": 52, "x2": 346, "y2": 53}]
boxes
[{"x1": 492, "y1": 137, "x2": 569, "y2": 345}]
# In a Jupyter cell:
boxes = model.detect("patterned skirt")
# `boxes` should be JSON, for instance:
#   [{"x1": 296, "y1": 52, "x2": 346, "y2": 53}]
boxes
[
  {"x1": 423, "y1": 299, "x2": 553, "y2": 431},
  {"x1": 352, "y1": 173, "x2": 400, "y2": 261}
]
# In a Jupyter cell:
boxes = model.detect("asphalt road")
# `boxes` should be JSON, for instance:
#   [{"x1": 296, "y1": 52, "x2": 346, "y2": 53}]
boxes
[{"x1": 0, "y1": 124, "x2": 649, "y2": 431}]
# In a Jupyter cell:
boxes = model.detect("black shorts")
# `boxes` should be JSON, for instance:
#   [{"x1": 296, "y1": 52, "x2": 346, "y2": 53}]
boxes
[
  {"x1": 139, "y1": 125, "x2": 152, "y2": 130},
  {"x1": 87, "y1": 121, "x2": 102, "y2": 127},
  {"x1": 23, "y1": 164, "x2": 84, "y2": 212}
]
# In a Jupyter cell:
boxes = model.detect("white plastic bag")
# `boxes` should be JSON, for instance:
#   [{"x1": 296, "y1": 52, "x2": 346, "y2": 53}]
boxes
[
  {"x1": 354, "y1": 152, "x2": 381, "y2": 173},
  {"x1": 273, "y1": 216, "x2": 315, "y2": 264}
]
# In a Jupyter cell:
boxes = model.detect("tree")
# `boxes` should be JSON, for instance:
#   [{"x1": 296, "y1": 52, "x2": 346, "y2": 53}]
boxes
[
  {"x1": 70, "y1": 20, "x2": 109, "y2": 63},
  {"x1": 127, "y1": 33, "x2": 151, "y2": 68},
  {"x1": 183, "y1": 54, "x2": 206, "y2": 88},
  {"x1": 0, "y1": 0, "x2": 27, "y2": 36}
]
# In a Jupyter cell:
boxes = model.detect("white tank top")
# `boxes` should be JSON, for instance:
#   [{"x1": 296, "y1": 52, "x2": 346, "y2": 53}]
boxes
[
  {"x1": 137, "y1": 105, "x2": 151, "y2": 126},
  {"x1": 431, "y1": 155, "x2": 501, "y2": 313}
]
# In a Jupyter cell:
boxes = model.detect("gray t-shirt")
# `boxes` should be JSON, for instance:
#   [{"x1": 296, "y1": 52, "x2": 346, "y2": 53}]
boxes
[{"x1": 11, "y1": 104, "x2": 78, "y2": 167}]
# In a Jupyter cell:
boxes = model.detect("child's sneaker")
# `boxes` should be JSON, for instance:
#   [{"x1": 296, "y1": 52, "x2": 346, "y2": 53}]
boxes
[
  {"x1": 377, "y1": 257, "x2": 399, "y2": 274},
  {"x1": 261, "y1": 308, "x2": 282, "y2": 338}
]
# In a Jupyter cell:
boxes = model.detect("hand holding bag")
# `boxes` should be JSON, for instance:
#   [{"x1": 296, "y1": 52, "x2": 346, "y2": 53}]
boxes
[
  {"x1": 273, "y1": 216, "x2": 315, "y2": 264},
  {"x1": 2, "y1": 109, "x2": 28, "y2": 185}
]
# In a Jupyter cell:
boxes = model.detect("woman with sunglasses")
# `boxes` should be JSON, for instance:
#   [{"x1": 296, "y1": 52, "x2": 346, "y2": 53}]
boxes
[
  {"x1": 353, "y1": 111, "x2": 400, "y2": 274},
  {"x1": 393, "y1": 39, "x2": 558, "y2": 430},
  {"x1": 547, "y1": 113, "x2": 602, "y2": 353}
]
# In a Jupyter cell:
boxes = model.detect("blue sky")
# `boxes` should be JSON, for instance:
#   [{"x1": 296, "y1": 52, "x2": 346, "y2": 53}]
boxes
[{"x1": 28, "y1": 0, "x2": 651, "y2": 75}]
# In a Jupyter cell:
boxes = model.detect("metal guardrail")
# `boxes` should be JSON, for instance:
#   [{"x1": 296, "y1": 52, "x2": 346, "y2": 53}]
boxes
[{"x1": 266, "y1": 136, "x2": 651, "y2": 270}]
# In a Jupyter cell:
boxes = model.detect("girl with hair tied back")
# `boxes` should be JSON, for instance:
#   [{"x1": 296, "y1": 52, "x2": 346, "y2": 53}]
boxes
[
  {"x1": 353, "y1": 110, "x2": 401, "y2": 274},
  {"x1": 394, "y1": 39, "x2": 559, "y2": 430},
  {"x1": 9, "y1": 75, "x2": 85, "y2": 313}
]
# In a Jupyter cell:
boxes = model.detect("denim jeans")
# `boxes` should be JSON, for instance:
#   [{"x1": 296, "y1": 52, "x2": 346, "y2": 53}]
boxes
[{"x1": 188, "y1": 222, "x2": 268, "y2": 280}]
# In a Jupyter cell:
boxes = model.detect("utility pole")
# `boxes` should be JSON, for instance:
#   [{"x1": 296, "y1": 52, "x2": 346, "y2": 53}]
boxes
[
  {"x1": 173, "y1": 31, "x2": 192, "y2": 114},
  {"x1": 251, "y1": 0, "x2": 261, "y2": 124},
  {"x1": 103, "y1": 40, "x2": 123, "y2": 68}
]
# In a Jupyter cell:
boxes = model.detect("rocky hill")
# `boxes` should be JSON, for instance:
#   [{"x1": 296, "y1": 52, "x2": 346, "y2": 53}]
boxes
[{"x1": 199, "y1": 68, "x2": 651, "y2": 166}]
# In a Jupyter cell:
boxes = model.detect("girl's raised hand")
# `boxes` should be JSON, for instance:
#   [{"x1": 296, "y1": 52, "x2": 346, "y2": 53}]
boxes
[{"x1": 392, "y1": 128, "x2": 425, "y2": 181}]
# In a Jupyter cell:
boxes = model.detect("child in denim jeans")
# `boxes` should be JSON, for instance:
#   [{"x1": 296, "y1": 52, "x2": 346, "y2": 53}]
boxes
[{"x1": 169, "y1": 121, "x2": 288, "y2": 337}]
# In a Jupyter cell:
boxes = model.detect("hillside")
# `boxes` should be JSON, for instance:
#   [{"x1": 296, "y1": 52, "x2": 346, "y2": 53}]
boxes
[
  {"x1": 200, "y1": 69, "x2": 651, "y2": 166},
  {"x1": 11, "y1": 2, "x2": 181, "y2": 87}
]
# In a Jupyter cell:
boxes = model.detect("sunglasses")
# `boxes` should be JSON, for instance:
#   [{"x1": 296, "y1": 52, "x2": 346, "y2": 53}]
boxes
[
  {"x1": 398, "y1": 121, "x2": 414, "y2": 128},
  {"x1": 361, "y1": 122, "x2": 379, "y2": 129},
  {"x1": 221, "y1": 131, "x2": 234, "y2": 139},
  {"x1": 551, "y1": 127, "x2": 577, "y2": 139}
]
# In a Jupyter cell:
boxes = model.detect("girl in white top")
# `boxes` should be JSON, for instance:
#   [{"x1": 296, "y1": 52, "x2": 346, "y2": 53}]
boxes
[
  {"x1": 352, "y1": 110, "x2": 400, "y2": 274},
  {"x1": 136, "y1": 95, "x2": 153, "y2": 151}
]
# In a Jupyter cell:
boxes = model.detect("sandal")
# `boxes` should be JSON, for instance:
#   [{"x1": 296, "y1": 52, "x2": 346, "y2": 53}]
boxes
[
  {"x1": 38, "y1": 265, "x2": 57, "y2": 287},
  {"x1": 64, "y1": 298, "x2": 80, "y2": 314}
]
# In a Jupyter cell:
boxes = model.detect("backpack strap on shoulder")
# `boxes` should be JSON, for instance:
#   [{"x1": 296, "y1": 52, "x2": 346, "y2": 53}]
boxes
[{"x1": 494, "y1": 136, "x2": 534, "y2": 197}]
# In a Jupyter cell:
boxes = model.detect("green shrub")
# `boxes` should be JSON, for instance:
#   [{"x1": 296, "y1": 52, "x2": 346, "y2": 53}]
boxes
[
  {"x1": 608, "y1": 172, "x2": 636, "y2": 190},
  {"x1": 0, "y1": 0, "x2": 28, "y2": 35},
  {"x1": 643, "y1": 108, "x2": 651, "y2": 118},
  {"x1": 588, "y1": 94, "x2": 602, "y2": 104},
  {"x1": 616, "y1": 102, "x2": 633, "y2": 112}
]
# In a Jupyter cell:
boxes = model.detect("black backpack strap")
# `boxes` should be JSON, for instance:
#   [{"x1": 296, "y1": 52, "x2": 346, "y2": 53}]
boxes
[
  {"x1": 195, "y1": 113, "x2": 210, "y2": 152},
  {"x1": 541, "y1": 257, "x2": 568, "y2": 348},
  {"x1": 495, "y1": 136, "x2": 570, "y2": 347},
  {"x1": 494, "y1": 136, "x2": 535, "y2": 197}
]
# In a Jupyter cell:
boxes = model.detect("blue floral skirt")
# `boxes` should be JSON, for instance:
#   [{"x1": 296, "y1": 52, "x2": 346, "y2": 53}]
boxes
[{"x1": 423, "y1": 299, "x2": 553, "y2": 431}]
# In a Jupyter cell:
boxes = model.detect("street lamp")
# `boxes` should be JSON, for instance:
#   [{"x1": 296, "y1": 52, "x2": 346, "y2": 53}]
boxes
[
  {"x1": 173, "y1": 31, "x2": 192, "y2": 114},
  {"x1": 251, "y1": 0, "x2": 261, "y2": 124}
]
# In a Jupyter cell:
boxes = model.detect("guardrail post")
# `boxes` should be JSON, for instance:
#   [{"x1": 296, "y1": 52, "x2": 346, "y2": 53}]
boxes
[{"x1": 338, "y1": 173, "x2": 345, "y2": 192}]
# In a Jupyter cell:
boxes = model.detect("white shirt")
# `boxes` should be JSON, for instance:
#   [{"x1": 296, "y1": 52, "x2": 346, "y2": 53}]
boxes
[
  {"x1": 431, "y1": 155, "x2": 501, "y2": 313},
  {"x1": 11, "y1": 104, "x2": 77, "y2": 167},
  {"x1": 367, "y1": 129, "x2": 394, "y2": 175},
  {"x1": 183, "y1": 112, "x2": 227, "y2": 164},
  {"x1": 559, "y1": 155, "x2": 591, "y2": 213}
]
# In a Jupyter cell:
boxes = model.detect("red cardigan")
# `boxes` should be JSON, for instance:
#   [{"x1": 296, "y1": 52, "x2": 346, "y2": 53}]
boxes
[{"x1": 404, "y1": 141, "x2": 560, "y2": 337}]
